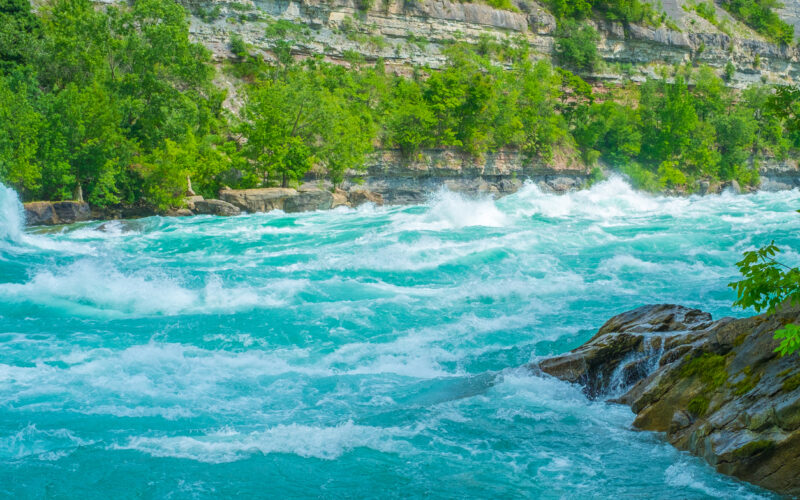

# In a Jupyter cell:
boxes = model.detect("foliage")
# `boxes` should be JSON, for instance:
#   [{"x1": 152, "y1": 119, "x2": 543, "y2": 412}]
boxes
[
  {"x1": 730, "y1": 242, "x2": 800, "y2": 356},
  {"x1": 239, "y1": 61, "x2": 375, "y2": 187},
  {"x1": 0, "y1": 0, "x2": 41, "y2": 73},
  {"x1": 768, "y1": 85, "x2": 800, "y2": 146},
  {"x1": 1, "y1": 0, "x2": 799, "y2": 212},
  {"x1": 554, "y1": 20, "x2": 599, "y2": 71},
  {"x1": 230, "y1": 34, "x2": 247, "y2": 57},
  {"x1": 0, "y1": 0, "x2": 229, "y2": 208},
  {"x1": 546, "y1": 0, "x2": 659, "y2": 24},
  {"x1": 721, "y1": 0, "x2": 794, "y2": 44},
  {"x1": 775, "y1": 324, "x2": 800, "y2": 358}
]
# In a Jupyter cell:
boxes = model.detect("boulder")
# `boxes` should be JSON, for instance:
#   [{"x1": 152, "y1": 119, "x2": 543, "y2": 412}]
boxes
[
  {"x1": 24, "y1": 201, "x2": 91, "y2": 226},
  {"x1": 283, "y1": 188, "x2": 333, "y2": 213},
  {"x1": 184, "y1": 195, "x2": 204, "y2": 210},
  {"x1": 166, "y1": 208, "x2": 194, "y2": 217},
  {"x1": 219, "y1": 188, "x2": 297, "y2": 212},
  {"x1": 533, "y1": 304, "x2": 800, "y2": 497},
  {"x1": 332, "y1": 188, "x2": 349, "y2": 208},
  {"x1": 192, "y1": 199, "x2": 241, "y2": 216},
  {"x1": 24, "y1": 202, "x2": 57, "y2": 225},
  {"x1": 349, "y1": 189, "x2": 384, "y2": 207}
]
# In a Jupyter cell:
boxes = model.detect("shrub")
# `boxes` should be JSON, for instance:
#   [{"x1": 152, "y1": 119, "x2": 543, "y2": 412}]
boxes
[{"x1": 554, "y1": 20, "x2": 600, "y2": 71}]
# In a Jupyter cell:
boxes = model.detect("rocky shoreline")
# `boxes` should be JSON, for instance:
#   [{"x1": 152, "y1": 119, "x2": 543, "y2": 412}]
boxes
[
  {"x1": 533, "y1": 304, "x2": 800, "y2": 496},
  {"x1": 20, "y1": 149, "x2": 800, "y2": 226}
]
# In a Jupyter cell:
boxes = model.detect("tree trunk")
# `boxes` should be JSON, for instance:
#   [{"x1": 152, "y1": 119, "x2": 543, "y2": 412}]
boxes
[{"x1": 74, "y1": 183, "x2": 83, "y2": 203}]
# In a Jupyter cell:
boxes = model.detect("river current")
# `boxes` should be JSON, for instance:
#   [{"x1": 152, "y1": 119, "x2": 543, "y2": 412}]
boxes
[{"x1": 1, "y1": 179, "x2": 798, "y2": 498}]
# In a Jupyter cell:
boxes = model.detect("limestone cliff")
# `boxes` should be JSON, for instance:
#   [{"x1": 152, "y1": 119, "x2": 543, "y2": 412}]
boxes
[
  {"x1": 534, "y1": 304, "x2": 800, "y2": 496},
  {"x1": 181, "y1": 0, "x2": 800, "y2": 87}
]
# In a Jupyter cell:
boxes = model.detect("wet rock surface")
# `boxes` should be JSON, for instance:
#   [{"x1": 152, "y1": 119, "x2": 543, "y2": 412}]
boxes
[
  {"x1": 533, "y1": 304, "x2": 800, "y2": 496},
  {"x1": 24, "y1": 201, "x2": 91, "y2": 225},
  {"x1": 192, "y1": 199, "x2": 242, "y2": 216}
]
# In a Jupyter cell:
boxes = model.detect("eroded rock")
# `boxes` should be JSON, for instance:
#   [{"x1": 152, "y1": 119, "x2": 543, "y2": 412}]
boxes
[
  {"x1": 193, "y1": 199, "x2": 241, "y2": 216},
  {"x1": 24, "y1": 201, "x2": 91, "y2": 225},
  {"x1": 533, "y1": 304, "x2": 800, "y2": 496},
  {"x1": 349, "y1": 189, "x2": 384, "y2": 207},
  {"x1": 284, "y1": 187, "x2": 333, "y2": 213}
]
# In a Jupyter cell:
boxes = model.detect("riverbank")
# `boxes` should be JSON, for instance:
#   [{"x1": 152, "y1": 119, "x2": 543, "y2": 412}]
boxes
[
  {"x1": 533, "y1": 304, "x2": 800, "y2": 496},
  {"x1": 20, "y1": 150, "x2": 800, "y2": 226}
]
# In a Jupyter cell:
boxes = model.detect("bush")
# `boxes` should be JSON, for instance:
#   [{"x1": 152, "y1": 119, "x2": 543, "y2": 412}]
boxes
[
  {"x1": 554, "y1": 20, "x2": 600, "y2": 71},
  {"x1": 230, "y1": 34, "x2": 247, "y2": 57},
  {"x1": 722, "y1": 0, "x2": 794, "y2": 44}
]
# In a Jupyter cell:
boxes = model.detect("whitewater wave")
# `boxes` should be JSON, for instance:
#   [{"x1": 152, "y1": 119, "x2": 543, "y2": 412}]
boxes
[
  {"x1": 112, "y1": 421, "x2": 417, "y2": 463},
  {"x1": 0, "y1": 260, "x2": 304, "y2": 317},
  {"x1": 392, "y1": 189, "x2": 508, "y2": 231},
  {"x1": 0, "y1": 424, "x2": 94, "y2": 461},
  {"x1": 0, "y1": 184, "x2": 95, "y2": 255}
]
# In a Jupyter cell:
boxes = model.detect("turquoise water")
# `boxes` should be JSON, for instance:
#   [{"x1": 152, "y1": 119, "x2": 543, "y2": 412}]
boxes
[{"x1": 1, "y1": 179, "x2": 798, "y2": 499}]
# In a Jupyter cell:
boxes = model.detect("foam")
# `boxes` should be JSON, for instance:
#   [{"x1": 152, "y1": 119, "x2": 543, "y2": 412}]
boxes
[
  {"x1": 0, "y1": 424, "x2": 93, "y2": 461},
  {"x1": 0, "y1": 183, "x2": 96, "y2": 255},
  {"x1": 0, "y1": 261, "x2": 303, "y2": 317},
  {"x1": 664, "y1": 463, "x2": 769, "y2": 499},
  {"x1": 0, "y1": 184, "x2": 25, "y2": 242},
  {"x1": 113, "y1": 421, "x2": 416, "y2": 463},
  {"x1": 392, "y1": 189, "x2": 508, "y2": 231}
]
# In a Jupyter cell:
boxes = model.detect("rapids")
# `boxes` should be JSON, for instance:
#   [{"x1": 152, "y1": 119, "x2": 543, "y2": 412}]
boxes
[{"x1": 1, "y1": 179, "x2": 798, "y2": 498}]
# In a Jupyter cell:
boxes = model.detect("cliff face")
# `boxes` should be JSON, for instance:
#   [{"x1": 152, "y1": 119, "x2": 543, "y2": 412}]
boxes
[
  {"x1": 335, "y1": 148, "x2": 590, "y2": 203},
  {"x1": 534, "y1": 304, "x2": 800, "y2": 496},
  {"x1": 183, "y1": 0, "x2": 800, "y2": 86}
]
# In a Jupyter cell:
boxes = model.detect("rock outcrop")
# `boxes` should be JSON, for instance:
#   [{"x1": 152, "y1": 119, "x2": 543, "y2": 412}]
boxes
[
  {"x1": 219, "y1": 186, "x2": 334, "y2": 213},
  {"x1": 533, "y1": 304, "x2": 800, "y2": 496},
  {"x1": 348, "y1": 189, "x2": 384, "y2": 206},
  {"x1": 192, "y1": 198, "x2": 242, "y2": 216},
  {"x1": 186, "y1": 0, "x2": 800, "y2": 88},
  {"x1": 24, "y1": 201, "x2": 91, "y2": 226},
  {"x1": 334, "y1": 148, "x2": 588, "y2": 204}
]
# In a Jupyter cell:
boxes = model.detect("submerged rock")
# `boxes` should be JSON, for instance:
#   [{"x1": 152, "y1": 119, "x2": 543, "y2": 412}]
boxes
[{"x1": 533, "y1": 304, "x2": 800, "y2": 496}]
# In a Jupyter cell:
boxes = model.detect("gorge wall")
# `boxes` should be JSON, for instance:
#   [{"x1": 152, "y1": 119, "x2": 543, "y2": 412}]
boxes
[{"x1": 179, "y1": 0, "x2": 800, "y2": 89}]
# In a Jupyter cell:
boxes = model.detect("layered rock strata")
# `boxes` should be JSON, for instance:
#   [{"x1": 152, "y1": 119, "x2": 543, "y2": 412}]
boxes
[{"x1": 533, "y1": 304, "x2": 800, "y2": 496}]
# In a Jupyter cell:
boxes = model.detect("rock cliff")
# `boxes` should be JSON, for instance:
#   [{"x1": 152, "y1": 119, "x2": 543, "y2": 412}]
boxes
[
  {"x1": 533, "y1": 304, "x2": 800, "y2": 496},
  {"x1": 182, "y1": 0, "x2": 800, "y2": 87}
]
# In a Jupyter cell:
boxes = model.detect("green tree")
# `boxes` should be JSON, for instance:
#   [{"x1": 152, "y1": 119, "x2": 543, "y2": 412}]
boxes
[
  {"x1": 0, "y1": 0, "x2": 41, "y2": 74},
  {"x1": 385, "y1": 78, "x2": 436, "y2": 156},
  {"x1": 0, "y1": 76, "x2": 41, "y2": 196},
  {"x1": 730, "y1": 243, "x2": 800, "y2": 356},
  {"x1": 554, "y1": 20, "x2": 600, "y2": 71}
]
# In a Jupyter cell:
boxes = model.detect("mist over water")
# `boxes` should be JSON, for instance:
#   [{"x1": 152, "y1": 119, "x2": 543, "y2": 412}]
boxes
[{"x1": 1, "y1": 179, "x2": 798, "y2": 498}]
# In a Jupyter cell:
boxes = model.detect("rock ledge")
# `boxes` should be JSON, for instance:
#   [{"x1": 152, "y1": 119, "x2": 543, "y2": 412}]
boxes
[{"x1": 533, "y1": 304, "x2": 800, "y2": 496}]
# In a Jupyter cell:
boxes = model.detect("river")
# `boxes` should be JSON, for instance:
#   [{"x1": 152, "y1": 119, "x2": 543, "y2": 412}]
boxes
[{"x1": 1, "y1": 179, "x2": 798, "y2": 498}]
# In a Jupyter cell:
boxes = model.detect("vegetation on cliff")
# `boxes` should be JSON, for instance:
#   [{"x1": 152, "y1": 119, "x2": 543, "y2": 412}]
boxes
[
  {"x1": 720, "y1": 0, "x2": 795, "y2": 44},
  {"x1": 0, "y1": 0, "x2": 799, "y2": 209}
]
